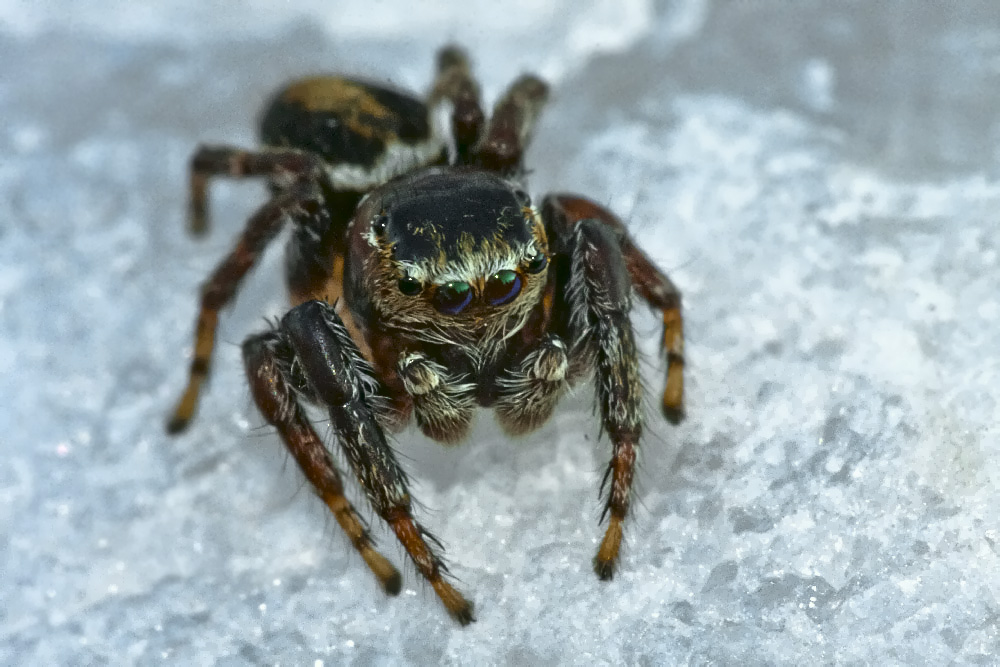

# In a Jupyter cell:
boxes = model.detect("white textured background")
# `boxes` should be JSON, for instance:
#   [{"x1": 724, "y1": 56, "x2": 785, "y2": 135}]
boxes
[{"x1": 3, "y1": 1, "x2": 999, "y2": 664}]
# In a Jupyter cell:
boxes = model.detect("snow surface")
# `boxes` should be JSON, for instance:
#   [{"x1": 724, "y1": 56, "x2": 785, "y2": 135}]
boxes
[{"x1": 3, "y1": 1, "x2": 999, "y2": 664}]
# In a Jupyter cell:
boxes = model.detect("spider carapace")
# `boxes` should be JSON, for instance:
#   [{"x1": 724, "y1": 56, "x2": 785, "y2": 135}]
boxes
[{"x1": 167, "y1": 46, "x2": 685, "y2": 625}]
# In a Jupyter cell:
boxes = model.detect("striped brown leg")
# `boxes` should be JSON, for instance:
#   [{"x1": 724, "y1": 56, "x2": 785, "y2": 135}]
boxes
[
  {"x1": 187, "y1": 145, "x2": 324, "y2": 236},
  {"x1": 282, "y1": 301, "x2": 475, "y2": 624},
  {"x1": 543, "y1": 194, "x2": 686, "y2": 423},
  {"x1": 167, "y1": 179, "x2": 326, "y2": 433},
  {"x1": 429, "y1": 45, "x2": 485, "y2": 163},
  {"x1": 242, "y1": 332, "x2": 401, "y2": 593},
  {"x1": 473, "y1": 74, "x2": 549, "y2": 174},
  {"x1": 561, "y1": 219, "x2": 644, "y2": 580}
]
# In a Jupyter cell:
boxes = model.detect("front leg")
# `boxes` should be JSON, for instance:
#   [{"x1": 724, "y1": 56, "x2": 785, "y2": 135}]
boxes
[
  {"x1": 242, "y1": 331, "x2": 402, "y2": 595},
  {"x1": 544, "y1": 194, "x2": 685, "y2": 422},
  {"x1": 565, "y1": 220, "x2": 643, "y2": 580},
  {"x1": 280, "y1": 300, "x2": 475, "y2": 624}
]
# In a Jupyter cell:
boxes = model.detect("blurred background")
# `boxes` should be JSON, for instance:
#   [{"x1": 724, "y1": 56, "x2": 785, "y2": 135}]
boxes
[{"x1": 2, "y1": 1, "x2": 998, "y2": 664}]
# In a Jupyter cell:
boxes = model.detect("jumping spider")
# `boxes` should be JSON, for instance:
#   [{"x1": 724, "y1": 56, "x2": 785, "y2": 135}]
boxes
[{"x1": 167, "y1": 46, "x2": 685, "y2": 625}]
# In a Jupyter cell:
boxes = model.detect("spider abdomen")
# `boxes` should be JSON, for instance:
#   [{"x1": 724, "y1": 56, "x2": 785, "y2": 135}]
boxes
[{"x1": 259, "y1": 76, "x2": 446, "y2": 190}]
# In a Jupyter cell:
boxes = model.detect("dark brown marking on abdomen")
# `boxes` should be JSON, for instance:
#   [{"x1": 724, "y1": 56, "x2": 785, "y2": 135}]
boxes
[{"x1": 260, "y1": 77, "x2": 433, "y2": 169}]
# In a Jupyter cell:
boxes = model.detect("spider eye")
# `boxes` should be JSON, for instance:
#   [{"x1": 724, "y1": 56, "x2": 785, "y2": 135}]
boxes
[
  {"x1": 432, "y1": 281, "x2": 473, "y2": 315},
  {"x1": 525, "y1": 251, "x2": 548, "y2": 274},
  {"x1": 397, "y1": 277, "x2": 422, "y2": 295},
  {"x1": 484, "y1": 270, "x2": 522, "y2": 306}
]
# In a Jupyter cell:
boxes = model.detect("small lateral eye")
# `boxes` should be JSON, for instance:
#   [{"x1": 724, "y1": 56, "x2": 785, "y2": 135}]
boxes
[
  {"x1": 525, "y1": 251, "x2": 548, "y2": 274},
  {"x1": 374, "y1": 213, "x2": 389, "y2": 233},
  {"x1": 432, "y1": 281, "x2": 473, "y2": 315},
  {"x1": 397, "y1": 277, "x2": 422, "y2": 295},
  {"x1": 513, "y1": 188, "x2": 531, "y2": 207},
  {"x1": 484, "y1": 270, "x2": 522, "y2": 306}
]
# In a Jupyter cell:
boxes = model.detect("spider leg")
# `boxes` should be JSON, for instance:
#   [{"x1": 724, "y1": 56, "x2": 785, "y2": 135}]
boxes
[
  {"x1": 167, "y1": 179, "x2": 327, "y2": 433},
  {"x1": 242, "y1": 330, "x2": 402, "y2": 594},
  {"x1": 493, "y1": 335, "x2": 570, "y2": 435},
  {"x1": 429, "y1": 45, "x2": 485, "y2": 163},
  {"x1": 187, "y1": 145, "x2": 324, "y2": 236},
  {"x1": 544, "y1": 194, "x2": 685, "y2": 423},
  {"x1": 559, "y1": 218, "x2": 644, "y2": 580},
  {"x1": 473, "y1": 73, "x2": 549, "y2": 174},
  {"x1": 281, "y1": 300, "x2": 475, "y2": 625}
]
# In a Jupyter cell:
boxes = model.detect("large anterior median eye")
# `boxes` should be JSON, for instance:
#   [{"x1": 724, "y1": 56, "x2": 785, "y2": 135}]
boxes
[
  {"x1": 432, "y1": 281, "x2": 473, "y2": 314},
  {"x1": 484, "y1": 270, "x2": 522, "y2": 306}
]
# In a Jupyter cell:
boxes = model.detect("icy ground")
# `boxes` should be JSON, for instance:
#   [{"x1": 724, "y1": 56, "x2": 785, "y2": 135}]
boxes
[{"x1": 2, "y1": 1, "x2": 999, "y2": 664}]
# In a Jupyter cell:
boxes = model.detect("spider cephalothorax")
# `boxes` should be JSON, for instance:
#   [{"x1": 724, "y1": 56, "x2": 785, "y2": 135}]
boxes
[
  {"x1": 353, "y1": 168, "x2": 550, "y2": 350},
  {"x1": 167, "y1": 46, "x2": 686, "y2": 626}
]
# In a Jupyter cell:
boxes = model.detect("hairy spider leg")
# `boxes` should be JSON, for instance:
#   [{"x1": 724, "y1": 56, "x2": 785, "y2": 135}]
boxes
[
  {"x1": 429, "y1": 46, "x2": 485, "y2": 162},
  {"x1": 562, "y1": 220, "x2": 644, "y2": 579},
  {"x1": 242, "y1": 332, "x2": 402, "y2": 594},
  {"x1": 187, "y1": 145, "x2": 325, "y2": 236},
  {"x1": 544, "y1": 194, "x2": 686, "y2": 422},
  {"x1": 473, "y1": 74, "x2": 549, "y2": 174},
  {"x1": 281, "y1": 301, "x2": 475, "y2": 625},
  {"x1": 168, "y1": 176, "x2": 328, "y2": 433}
]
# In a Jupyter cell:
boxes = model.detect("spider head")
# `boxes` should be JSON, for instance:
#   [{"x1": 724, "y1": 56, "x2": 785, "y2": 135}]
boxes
[{"x1": 351, "y1": 168, "x2": 549, "y2": 341}]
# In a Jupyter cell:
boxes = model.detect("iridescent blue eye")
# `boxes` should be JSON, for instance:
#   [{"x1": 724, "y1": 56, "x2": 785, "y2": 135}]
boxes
[
  {"x1": 432, "y1": 281, "x2": 473, "y2": 314},
  {"x1": 484, "y1": 270, "x2": 522, "y2": 306}
]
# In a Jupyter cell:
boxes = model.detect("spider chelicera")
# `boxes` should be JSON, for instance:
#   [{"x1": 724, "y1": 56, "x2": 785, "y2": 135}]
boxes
[{"x1": 167, "y1": 46, "x2": 685, "y2": 625}]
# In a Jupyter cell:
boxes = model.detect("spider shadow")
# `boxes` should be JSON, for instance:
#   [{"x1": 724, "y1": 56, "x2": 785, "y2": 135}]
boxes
[{"x1": 393, "y1": 391, "x2": 599, "y2": 496}]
